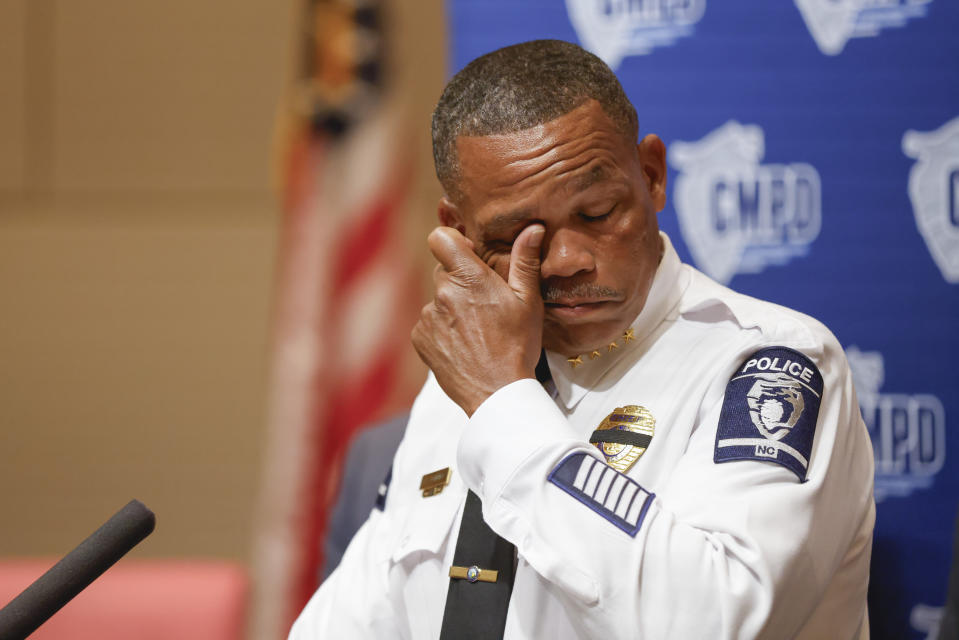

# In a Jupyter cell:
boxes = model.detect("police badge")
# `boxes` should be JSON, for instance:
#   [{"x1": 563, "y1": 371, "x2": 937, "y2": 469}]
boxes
[{"x1": 589, "y1": 405, "x2": 655, "y2": 473}]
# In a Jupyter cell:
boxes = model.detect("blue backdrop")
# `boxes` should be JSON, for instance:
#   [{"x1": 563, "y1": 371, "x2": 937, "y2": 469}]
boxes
[{"x1": 446, "y1": 2, "x2": 958, "y2": 637}]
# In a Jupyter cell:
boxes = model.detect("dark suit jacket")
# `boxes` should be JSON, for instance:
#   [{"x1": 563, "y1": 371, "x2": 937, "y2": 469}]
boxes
[{"x1": 320, "y1": 412, "x2": 409, "y2": 580}]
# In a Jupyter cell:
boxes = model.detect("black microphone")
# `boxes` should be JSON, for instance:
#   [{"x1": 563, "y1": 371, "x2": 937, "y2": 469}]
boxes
[{"x1": 0, "y1": 499, "x2": 156, "y2": 640}]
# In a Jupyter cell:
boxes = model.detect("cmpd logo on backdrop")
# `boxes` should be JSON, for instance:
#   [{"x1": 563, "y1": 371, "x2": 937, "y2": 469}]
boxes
[
  {"x1": 846, "y1": 346, "x2": 947, "y2": 502},
  {"x1": 902, "y1": 115, "x2": 959, "y2": 284},
  {"x1": 669, "y1": 121, "x2": 822, "y2": 285},
  {"x1": 795, "y1": 0, "x2": 933, "y2": 55},
  {"x1": 565, "y1": 0, "x2": 706, "y2": 69}
]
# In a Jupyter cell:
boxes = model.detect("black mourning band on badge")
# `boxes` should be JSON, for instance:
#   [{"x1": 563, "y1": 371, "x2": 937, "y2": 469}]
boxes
[{"x1": 590, "y1": 429, "x2": 653, "y2": 449}]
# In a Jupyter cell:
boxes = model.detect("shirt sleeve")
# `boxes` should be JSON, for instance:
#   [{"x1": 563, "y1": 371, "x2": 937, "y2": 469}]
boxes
[{"x1": 457, "y1": 345, "x2": 874, "y2": 639}]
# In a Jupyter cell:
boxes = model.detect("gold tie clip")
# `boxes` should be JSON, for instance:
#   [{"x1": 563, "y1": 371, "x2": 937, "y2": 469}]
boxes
[{"x1": 449, "y1": 565, "x2": 498, "y2": 583}]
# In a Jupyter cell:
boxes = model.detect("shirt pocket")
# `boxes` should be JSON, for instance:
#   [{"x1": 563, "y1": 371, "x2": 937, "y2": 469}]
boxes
[
  {"x1": 387, "y1": 475, "x2": 465, "y2": 640},
  {"x1": 390, "y1": 474, "x2": 464, "y2": 564}
]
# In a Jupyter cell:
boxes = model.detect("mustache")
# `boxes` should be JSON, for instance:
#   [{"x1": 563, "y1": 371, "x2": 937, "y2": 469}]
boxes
[{"x1": 541, "y1": 282, "x2": 622, "y2": 302}]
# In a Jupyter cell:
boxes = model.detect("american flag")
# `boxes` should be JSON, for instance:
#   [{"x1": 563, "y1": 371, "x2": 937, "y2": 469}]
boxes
[{"x1": 251, "y1": 0, "x2": 424, "y2": 636}]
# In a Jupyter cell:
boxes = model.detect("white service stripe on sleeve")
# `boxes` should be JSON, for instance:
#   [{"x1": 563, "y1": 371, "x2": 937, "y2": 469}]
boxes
[
  {"x1": 604, "y1": 474, "x2": 627, "y2": 510},
  {"x1": 573, "y1": 456, "x2": 595, "y2": 491},
  {"x1": 614, "y1": 483, "x2": 639, "y2": 519},
  {"x1": 625, "y1": 490, "x2": 646, "y2": 526},
  {"x1": 595, "y1": 467, "x2": 615, "y2": 502},
  {"x1": 584, "y1": 462, "x2": 604, "y2": 496}
]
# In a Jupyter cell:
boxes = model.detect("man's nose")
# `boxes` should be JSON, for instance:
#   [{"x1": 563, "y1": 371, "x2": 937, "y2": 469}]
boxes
[{"x1": 540, "y1": 230, "x2": 596, "y2": 279}]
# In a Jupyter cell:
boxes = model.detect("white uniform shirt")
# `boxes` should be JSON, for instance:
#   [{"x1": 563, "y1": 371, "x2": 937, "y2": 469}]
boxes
[{"x1": 290, "y1": 233, "x2": 875, "y2": 640}]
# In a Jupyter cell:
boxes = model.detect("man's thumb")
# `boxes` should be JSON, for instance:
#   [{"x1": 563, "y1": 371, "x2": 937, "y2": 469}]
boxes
[{"x1": 508, "y1": 224, "x2": 545, "y2": 304}]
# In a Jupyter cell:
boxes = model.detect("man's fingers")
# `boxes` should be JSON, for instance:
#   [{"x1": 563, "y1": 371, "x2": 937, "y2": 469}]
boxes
[
  {"x1": 428, "y1": 227, "x2": 486, "y2": 278},
  {"x1": 507, "y1": 224, "x2": 545, "y2": 304}
]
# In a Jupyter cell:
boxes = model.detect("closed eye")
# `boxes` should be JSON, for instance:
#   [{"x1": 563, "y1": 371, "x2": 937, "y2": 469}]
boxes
[
  {"x1": 580, "y1": 204, "x2": 616, "y2": 222},
  {"x1": 481, "y1": 241, "x2": 513, "y2": 259}
]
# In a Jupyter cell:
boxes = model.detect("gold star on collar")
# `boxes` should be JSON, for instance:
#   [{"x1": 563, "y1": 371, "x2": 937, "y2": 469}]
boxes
[{"x1": 566, "y1": 328, "x2": 637, "y2": 368}]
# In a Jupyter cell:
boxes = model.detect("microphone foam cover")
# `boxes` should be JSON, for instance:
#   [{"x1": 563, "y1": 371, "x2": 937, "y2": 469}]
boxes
[{"x1": 0, "y1": 499, "x2": 156, "y2": 640}]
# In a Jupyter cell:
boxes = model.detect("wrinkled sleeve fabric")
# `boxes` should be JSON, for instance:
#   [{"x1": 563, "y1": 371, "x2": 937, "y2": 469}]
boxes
[{"x1": 458, "y1": 345, "x2": 872, "y2": 639}]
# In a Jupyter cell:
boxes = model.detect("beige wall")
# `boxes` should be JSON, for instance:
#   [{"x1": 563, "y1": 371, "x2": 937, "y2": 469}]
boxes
[{"x1": 0, "y1": 0, "x2": 446, "y2": 566}]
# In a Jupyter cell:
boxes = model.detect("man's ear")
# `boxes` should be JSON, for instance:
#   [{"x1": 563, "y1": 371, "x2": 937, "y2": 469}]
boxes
[
  {"x1": 438, "y1": 196, "x2": 467, "y2": 234},
  {"x1": 638, "y1": 134, "x2": 667, "y2": 212}
]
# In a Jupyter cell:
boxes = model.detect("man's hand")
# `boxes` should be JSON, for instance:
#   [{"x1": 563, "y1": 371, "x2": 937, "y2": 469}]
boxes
[{"x1": 411, "y1": 224, "x2": 545, "y2": 416}]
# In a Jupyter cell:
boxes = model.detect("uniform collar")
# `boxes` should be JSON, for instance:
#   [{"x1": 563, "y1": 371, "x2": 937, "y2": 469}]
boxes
[{"x1": 544, "y1": 232, "x2": 689, "y2": 411}]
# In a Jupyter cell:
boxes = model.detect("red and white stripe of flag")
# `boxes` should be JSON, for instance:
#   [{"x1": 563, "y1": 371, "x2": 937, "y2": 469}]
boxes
[{"x1": 252, "y1": 107, "x2": 423, "y2": 639}]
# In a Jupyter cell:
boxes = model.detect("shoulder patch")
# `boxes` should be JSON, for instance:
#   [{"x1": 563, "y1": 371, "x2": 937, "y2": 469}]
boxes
[
  {"x1": 714, "y1": 347, "x2": 823, "y2": 482},
  {"x1": 548, "y1": 452, "x2": 655, "y2": 536}
]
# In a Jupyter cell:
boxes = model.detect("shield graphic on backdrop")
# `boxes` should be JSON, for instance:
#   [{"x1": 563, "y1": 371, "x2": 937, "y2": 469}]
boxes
[{"x1": 903, "y1": 116, "x2": 959, "y2": 284}]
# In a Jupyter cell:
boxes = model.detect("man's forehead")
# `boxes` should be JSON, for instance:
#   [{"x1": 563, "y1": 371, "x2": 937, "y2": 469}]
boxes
[
  {"x1": 568, "y1": 164, "x2": 611, "y2": 193},
  {"x1": 454, "y1": 101, "x2": 622, "y2": 164},
  {"x1": 454, "y1": 104, "x2": 630, "y2": 200},
  {"x1": 454, "y1": 125, "x2": 557, "y2": 176}
]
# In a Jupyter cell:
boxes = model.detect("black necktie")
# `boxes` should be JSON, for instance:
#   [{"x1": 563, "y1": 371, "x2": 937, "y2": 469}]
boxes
[{"x1": 439, "y1": 354, "x2": 551, "y2": 639}]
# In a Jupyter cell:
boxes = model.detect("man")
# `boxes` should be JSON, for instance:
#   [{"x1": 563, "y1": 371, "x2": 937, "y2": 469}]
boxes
[{"x1": 290, "y1": 40, "x2": 874, "y2": 639}]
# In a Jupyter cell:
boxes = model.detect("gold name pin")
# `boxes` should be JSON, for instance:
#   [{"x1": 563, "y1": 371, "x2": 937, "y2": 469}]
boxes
[
  {"x1": 420, "y1": 467, "x2": 451, "y2": 497},
  {"x1": 449, "y1": 565, "x2": 498, "y2": 583}
]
